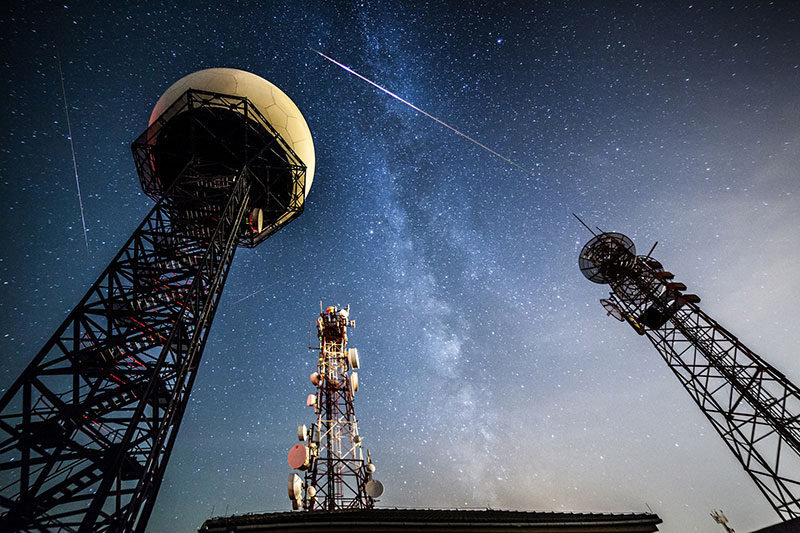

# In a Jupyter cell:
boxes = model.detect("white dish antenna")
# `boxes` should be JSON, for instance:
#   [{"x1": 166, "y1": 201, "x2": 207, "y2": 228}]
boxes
[
  {"x1": 348, "y1": 348, "x2": 360, "y2": 369},
  {"x1": 350, "y1": 372, "x2": 359, "y2": 393},
  {"x1": 310, "y1": 372, "x2": 321, "y2": 385},
  {"x1": 306, "y1": 394, "x2": 316, "y2": 407},
  {"x1": 288, "y1": 473, "x2": 303, "y2": 500},
  {"x1": 297, "y1": 424, "x2": 308, "y2": 441},
  {"x1": 365, "y1": 479, "x2": 384, "y2": 498},
  {"x1": 248, "y1": 208, "x2": 264, "y2": 233}
]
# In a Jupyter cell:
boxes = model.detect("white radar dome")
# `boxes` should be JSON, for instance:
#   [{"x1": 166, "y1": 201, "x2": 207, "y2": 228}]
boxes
[{"x1": 149, "y1": 68, "x2": 315, "y2": 197}]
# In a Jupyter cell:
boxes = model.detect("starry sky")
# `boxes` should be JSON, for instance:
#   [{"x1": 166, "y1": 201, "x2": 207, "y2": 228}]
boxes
[{"x1": 1, "y1": 2, "x2": 799, "y2": 532}]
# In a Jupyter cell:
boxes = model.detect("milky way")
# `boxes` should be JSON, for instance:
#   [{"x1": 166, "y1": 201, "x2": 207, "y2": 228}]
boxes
[{"x1": 1, "y1": 3, "x2": 798, "y2": 532}]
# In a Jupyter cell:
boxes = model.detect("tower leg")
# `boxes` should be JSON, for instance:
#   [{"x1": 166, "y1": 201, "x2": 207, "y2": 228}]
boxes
[{"x1": 0, "y1": 166, "x2": 251, "y2": 532}]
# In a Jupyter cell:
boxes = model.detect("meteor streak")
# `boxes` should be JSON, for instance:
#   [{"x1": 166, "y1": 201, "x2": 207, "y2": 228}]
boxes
[
  {"x1": 310, "y1": 48, "x2": 531, "y2": 175},
  {"x1": 57, "y1": 50, "x2": 89, "y2": 252},
  {"x1": 232, "y1": 286, "x2": 269, "y2": 304}
]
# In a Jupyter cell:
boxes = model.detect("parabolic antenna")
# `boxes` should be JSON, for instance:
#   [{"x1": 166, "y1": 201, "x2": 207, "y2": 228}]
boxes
[
  {"x1": 350, "y1": 372, "x2": 359, "y2": 393},
  {"x1": 365, "y1": 479, "x2": 384, "y2": 498},
  {"x1": 297, "y1": 424, "x2": 308, "y2": 442},
  {"x1": 288, "y1": 444, "x2": 310, "y2": 470},
  {"x1": 579, "y1": 232, "x2": 637, "y2": 284},
  {"x1": 600, "y1": 299, "x2": 625, "y2": 322},
  {"x1": 288, "y1": 473, "x2": 303, "y2": 500},
  {"x1": 348, "y1": 348, "x2": 360, "y2": 369}
]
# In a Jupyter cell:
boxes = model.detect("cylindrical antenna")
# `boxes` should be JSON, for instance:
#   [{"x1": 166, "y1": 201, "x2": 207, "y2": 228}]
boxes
[{"x1": 572, "y1": 213, "x2": 597, "y2": 236}]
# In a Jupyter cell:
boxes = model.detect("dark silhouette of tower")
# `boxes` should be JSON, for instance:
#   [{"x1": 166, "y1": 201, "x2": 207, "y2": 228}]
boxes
[
  {"x1": 579, "y1": 230, "x2": 800, "y2": 521},
  {"x1": 287, "y1": 304, "x2": 383, "y2": 511},
  {"x1": 0, "y1": 69, "x2": 314, "y2": 532}
]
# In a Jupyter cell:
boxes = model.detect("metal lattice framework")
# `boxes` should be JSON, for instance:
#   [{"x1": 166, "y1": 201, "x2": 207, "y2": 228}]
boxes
[
  {"x1": 0, "y1": 89, "x2": 307, "y2": 532},
  {"x1": 580, "y1": 232, "x2": 800, "y2": 521},
  {"x1": 288, "y1": 305, "x2": 379, "y2": 511}
]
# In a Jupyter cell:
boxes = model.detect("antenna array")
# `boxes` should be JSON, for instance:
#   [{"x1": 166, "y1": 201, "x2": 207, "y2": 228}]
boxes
[{"x1": 288, "y1": 305, "x2": 383, "y2": 510}]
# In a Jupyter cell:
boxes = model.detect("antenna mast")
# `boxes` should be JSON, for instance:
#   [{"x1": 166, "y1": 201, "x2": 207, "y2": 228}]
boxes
[
  {"x1": 288, "y1": 304, "x2": 383, "y2": 510},
  {"x1": 711, "y1": 509, "x2": 735, "y2": 533},
  {"x1": 578, "y1": 231, "x2": 800, "y2": 521}
]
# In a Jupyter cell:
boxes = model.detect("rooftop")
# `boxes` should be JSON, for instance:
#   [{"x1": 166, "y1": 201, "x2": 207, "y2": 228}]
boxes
[{"x1": 199, "y1": 508, "x2": 662, "y2": 532}]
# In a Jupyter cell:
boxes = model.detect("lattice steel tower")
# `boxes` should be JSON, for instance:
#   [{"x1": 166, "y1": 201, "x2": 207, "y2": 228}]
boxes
[
  {"x1": 0, "y1": 68, "x2": 315, "y2": 532},
  {"x1": 578, "y1": 230, "x2": 800, "y2": 521},
  {"x1": 287, "y1": 304, "x2": 383, "y2": 511}
]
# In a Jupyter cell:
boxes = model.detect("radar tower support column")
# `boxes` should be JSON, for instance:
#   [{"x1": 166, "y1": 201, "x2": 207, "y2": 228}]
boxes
[
  {"x1": 288, "y1": 305, "x2": 383, "y2": 511},
  {"x1": 579, "y1": 231, "x2": 800, "y2": 521}
]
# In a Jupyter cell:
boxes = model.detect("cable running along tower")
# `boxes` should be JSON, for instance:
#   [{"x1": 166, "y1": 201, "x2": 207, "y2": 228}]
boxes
[
  {"x1": 0, "y1": 69, "x2": 314, "y2": 532},
  {"x1": 288, "y1": 305, "x2": 383, "y2": 511},
  {"x1": 578, "y1": 230, "x2": 800, "y2": 521}
]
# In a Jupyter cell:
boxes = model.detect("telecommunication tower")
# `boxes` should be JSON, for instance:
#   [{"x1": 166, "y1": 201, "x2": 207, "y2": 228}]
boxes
[
  {"x1": 578, "y1": 229, "x2": 800, "y2": 521},
  {"x1": 0, "y1": 68, "x2": 314, "y2": 532},
  {"x1": 287, "y1": 304, "x2": 383, "y2": 511}
]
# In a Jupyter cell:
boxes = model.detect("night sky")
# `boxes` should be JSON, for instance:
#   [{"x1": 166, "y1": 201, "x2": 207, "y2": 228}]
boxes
[{"x1": 1, "y1": 2, "x2": 799, "y2": 532}]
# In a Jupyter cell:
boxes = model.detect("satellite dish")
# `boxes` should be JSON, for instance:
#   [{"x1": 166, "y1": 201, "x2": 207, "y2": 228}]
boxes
[
  {"x1": 306, "y1": 394, "x2": 316, "y2": 407},
  {"x1": 288, "y1": 473, "x2": 303, "y2": 500},
  {"x1": 348, "y1": 348, "x2": 360, "y2": 369},
  {"x1": 248, "y1": 208, "x2": 264, "y2": 233},
  {"x1": 600, "y1": 299, "x2": 625, "y2": 322},
  {"x1": 288, "y1": 443, "x2": 310, "y2": 470},
  {"x1": 307, "y1": 486, "x2": 317, "y2": 498},
  {"x1": 297, "y1": 424, "x2": 308, "y2": 441},
  {"x1": 350, "y1": 372, "x2": 359, "y2": 393},
  {"x1": 579, "y1": 232, "x2": 636, "y2": 284},
  {"x1": 365, "y1": 479, "x2": 384, "y2": 498},
  {"x1": 310, "y1": 372, "x2": 321, "y2": 386},
  {"x1": 366, "y1": 463, "x2": 376, "y2": 473}
]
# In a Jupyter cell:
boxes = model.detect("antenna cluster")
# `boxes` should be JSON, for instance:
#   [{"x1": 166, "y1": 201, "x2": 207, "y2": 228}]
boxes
[
  {"x1": 287, "y1": 304, "x2": 383, "y2": 511},
  {"x1": 579, "y1": 230, "x2": 800, "y2": 521}
]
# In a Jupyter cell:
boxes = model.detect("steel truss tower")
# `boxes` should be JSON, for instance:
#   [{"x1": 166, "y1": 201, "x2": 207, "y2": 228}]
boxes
[
  {"x1": 0, "y1": 69, "x2": 313, "y2": 532},
  {"x1": 287, "y1": 305, "x2": 383, "y2": 511},
  {"x1": 579, "y1": 231, "x2": 800, "y2": 521}
]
